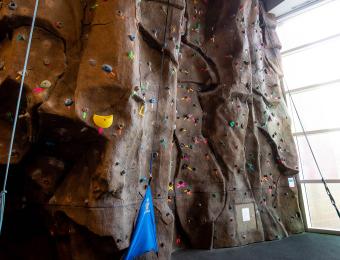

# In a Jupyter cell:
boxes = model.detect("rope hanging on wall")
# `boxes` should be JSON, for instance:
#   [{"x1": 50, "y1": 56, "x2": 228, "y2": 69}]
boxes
[
  {"x1": 260, "y1": 2, "x2": 340, "y2": 219},
  {"x1": 148, "y1": 0, "x2": 171, "y2": 183},
  {"x1": 0, "y1": 0, "x2": 41, "y2": 234},
  {"x1": 285, "y1": 78, "x2": 340, "y2": 218},
  {"x1": 124, "y1": 2, "x2": 172, "y2": 259}
]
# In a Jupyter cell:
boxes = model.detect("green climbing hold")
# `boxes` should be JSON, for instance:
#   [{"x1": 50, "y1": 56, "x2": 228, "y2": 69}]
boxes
[
  {"x1": 193, "y1": 23, "x2": 201, "y2": 31},
  {"x1": 128, "y1": 51, "x2": 135, "y2": 60},
  {"x1": 17, "y1": 34, "x2": 26, "y2": 41},
  {"x1": 246, "y1": 162, "x2": 255, "y2": 173},
  {"x1": 40, "y1": 80, "x2": 52, "y2": 89},
  {"x1": 90, "y1": 3, "x2": 98, "y2": 10},
  {"x1": 229, "y1": 120, "x2": 235, "y2": 128}
]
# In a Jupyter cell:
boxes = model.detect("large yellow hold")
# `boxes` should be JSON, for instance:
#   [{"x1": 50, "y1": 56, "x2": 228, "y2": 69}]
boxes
[{"x1": 93, "y1": 114, "x2": 113, "y2": 129}]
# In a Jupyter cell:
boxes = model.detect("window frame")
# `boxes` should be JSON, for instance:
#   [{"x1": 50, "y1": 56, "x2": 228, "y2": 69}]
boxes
[{"x1": 277, "y1": 0, "x2": 340, "y2": 234}]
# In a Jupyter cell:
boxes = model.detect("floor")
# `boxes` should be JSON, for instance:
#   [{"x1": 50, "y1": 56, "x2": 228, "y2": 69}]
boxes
[{"x1": 172, "y1": 233, "x2": 340, "y2": 260}]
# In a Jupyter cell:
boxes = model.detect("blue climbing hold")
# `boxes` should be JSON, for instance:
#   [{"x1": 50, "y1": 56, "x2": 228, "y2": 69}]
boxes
[
  {"x1": 149, "y1": 98, "x2": 157, "y2": 104},
  {"x1": 128, "y1": 34, "x2": 136, "y2": 41},
  {"x1": 102, "y1": 64, "x2": 113, "y2": 73}
]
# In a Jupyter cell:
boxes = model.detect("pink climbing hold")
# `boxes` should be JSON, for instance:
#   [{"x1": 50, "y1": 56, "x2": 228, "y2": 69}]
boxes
[
  {"x1": 33, "y1": 87, "x2": 44, "y2": 94},
  {"x1": 98, "y1": 127, "x2": 104, "y2": 135}
]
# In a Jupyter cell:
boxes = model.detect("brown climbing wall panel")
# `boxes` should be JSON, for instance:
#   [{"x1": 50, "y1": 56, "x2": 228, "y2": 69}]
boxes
[{"x1": 0, "y1": 0, "x2": 304, "y2": 259}]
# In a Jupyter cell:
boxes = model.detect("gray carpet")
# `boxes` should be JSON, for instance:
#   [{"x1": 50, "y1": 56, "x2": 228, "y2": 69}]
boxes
[{"x1": 172, "y1": 233, "x2": 340, "y2": 260}]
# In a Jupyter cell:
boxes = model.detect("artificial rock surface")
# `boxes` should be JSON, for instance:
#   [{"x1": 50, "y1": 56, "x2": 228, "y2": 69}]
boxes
[{"x1": 0, "y1": 0, "x2": 304, "y2": 259}]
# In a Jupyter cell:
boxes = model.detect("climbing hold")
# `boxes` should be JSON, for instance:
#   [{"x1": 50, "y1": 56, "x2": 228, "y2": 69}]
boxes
[
  {"x1": 160, "y1": 138, "x2": 167, "y2": 148},
  {"x1": 64, "y1": 98, "x2": 73, "y2": 107},
  {"x1": 90, "y1": 3, "x2": 99, "y2": 10},
  {"x1": 147, "y1": 61, "x2": 152, "y2": 71},
  {"x1": 89, "y1": 59, "x2": 97, "y2": 66},
  {"x1": 102, "y1": 64, "x2": 113, "y2": 73},
  {"x1": 93, "y1": 114, "x2": 113, "y2": 129},
  {"x1": 40, "y1": 80, "x2": 52, "y2": 88},
  {"x1": 228, "y1": 120, "x2": 235, "y2": 128},
  {"x1": 17, "y1": 34, "x2": 26, "y2": 41},
  {"x1": 128, "y1": 51, "x2": 135, "y2": 60},
  {"x1": 8, "y1": 1, "x2": 17, "y2": 10},
  {"x1": 152, "y1": 152, "x2": 159, "y2": 159},
  {"x1": 138, "y1": 104, "x2": 145, "y2": 117},
  {"x1": 139, "y1": 177, "x2": 147, "y2": 183},
  {"x1": 141, "y1": 82, "x2": 149, "y2": 92},
  {"x1": 193, "y1": 23, "x2": 201, "y2": 32},
  {"x1": 116, "y1": 10, "x2": 124, "y2": 17},
  {"x1": 55, "y1": 21, "x2": 64, "y2": 29},
  {"x1": 43, "y1": 57, "x2": 51, "y2": 66},
  {"x1": 149, "y1": 98, "x2": 157, "y2": 104},
  {"x1": 82, "y1": 108, "x2": 88, "y2": 119},
  {"x1": 128, "y1": 34, "x2": 136, "y2": 41},
  {"x1": 246, "y1": 162, "x2": 255, "y2": 173},
  {"x1": 33, "y1": 87, "x2": 44, "y2": 94},
  {"x1": 176, "y1": 181, "x2": 187, "y2": 189}
]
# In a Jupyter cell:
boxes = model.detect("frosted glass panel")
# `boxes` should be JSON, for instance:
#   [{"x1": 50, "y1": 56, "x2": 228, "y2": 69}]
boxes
[
  {"x1": 277, "y1": 0, "x2": 340, "y2": 51},
  {"x1": 282, "y1": 37, "x2": 340, "y2": 90},
  {"x1": 304, "y1": 183, "x2": 340, "y2": 230},
  {"x1": 287, "y1": 83, "x2": 340, "y2": 133},
  {"x1": 296, "y1": 132, "x2": 340, "y2": 180}
]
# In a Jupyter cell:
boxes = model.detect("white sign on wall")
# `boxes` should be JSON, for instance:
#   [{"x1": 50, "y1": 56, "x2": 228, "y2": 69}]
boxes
[
  {"x1": 288, "y1": 177, "x2": 295, "y2": 188},
  {"x1": 242, "y1": 208, "x2": 250, "y2": 222}
]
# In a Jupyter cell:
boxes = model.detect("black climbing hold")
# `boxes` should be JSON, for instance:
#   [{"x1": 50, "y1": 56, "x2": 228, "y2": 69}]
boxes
[
  {"x1": 64, "y1": 98, "x2": 73, "y2": 107},
  {"x1": 8, "y1": 1, "x2": 17, "y2": 10}
]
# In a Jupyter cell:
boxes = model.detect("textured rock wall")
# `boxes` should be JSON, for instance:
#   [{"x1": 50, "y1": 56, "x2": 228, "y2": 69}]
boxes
[{"x1": 0, "y1": 0, "x2": 304, "y2": 259}]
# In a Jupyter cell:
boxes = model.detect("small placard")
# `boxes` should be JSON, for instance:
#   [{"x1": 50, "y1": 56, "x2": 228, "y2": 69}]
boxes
[
  {"x1": 288, "y1": 177, "x2": 295, "y2": 188},
  {"x1": 242, "y1": 208, "x2": 250, "y2": 222}
]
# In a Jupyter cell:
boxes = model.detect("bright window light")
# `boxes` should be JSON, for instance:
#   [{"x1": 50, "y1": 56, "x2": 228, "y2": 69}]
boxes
[{"x1": 277, "y1": 0, "x2": 340, "y2": 231}]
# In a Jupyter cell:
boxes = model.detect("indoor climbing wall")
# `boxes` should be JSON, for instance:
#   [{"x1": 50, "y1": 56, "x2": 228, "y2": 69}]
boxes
[
  {"x1": 173, "y1": 0, "x2": 304, "y2": 249},
  {"x1": 0, "y1": 0, "x2": 304, "y2": 259}
]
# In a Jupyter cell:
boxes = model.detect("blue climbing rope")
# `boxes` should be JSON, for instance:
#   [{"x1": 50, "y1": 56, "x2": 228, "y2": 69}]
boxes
[{"x1": 0, "y1": 0, "x2": 40, "y2": 234}]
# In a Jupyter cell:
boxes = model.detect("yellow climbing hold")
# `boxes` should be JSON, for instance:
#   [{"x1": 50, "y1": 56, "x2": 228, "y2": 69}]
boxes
[
  {"x1": 93, "y1": 114, "x2": 113, "y2": 128},
  {"x1": 139, "y1": 104, "x2": 145, "y2": 117}
]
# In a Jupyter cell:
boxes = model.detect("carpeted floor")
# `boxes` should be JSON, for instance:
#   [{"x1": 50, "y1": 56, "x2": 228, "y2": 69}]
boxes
[{"x1": 172, "y1": 233, "x2": 340, "y2": 260}]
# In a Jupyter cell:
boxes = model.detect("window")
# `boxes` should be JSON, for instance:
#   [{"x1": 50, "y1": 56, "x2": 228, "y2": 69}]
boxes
[{"x1": 277, "y1": 0, "x2": 340, "y2": 231}]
